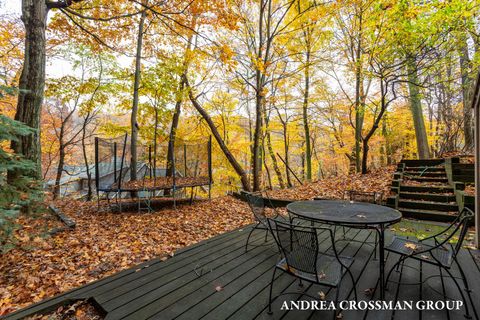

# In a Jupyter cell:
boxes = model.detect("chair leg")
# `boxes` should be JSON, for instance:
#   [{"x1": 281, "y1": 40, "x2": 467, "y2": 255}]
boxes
[
  {"x1": 298, "y1": 278, "x2": 304, "y2": 288},
  {"x1": 334, "y1": 276, "x2": 344, "y2": 320},
  {"x1": 385, "y1": 256, "x2": 407, "y2": 290},
  {"x1": 245, "y1": 222, "x2": 260, "y2": 252},
  {"x1": 268, "y1": 268, "x2": 277, "y2": 315},
  {"x1": 454, "y1": 257, "x2": 472, "y2": 293},
  {"x1": 264, "y1": 229, "x2": 269, "y2": 242},
  {"x1": 443, "y1": 266, "x2": 472, "y2": 319},
  {"x1": 454, "y1": 258, "x2": 478, "y2": 319},
  {"x1": 373, "y1": 231, "x2": 378, "y2": 260},
  {"x1": 346, "y1": 268, "x2": 358, "y2": 302}
]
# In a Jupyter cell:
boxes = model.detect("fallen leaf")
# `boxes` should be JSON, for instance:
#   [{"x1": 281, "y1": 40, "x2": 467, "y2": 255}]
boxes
[
  {"x1": 318, "y1": 291, "x2": 326, "y2": 300},
  {"x1": 364, "y1": 288, "x2": 374, "y2": 296},
  {"x1": 404, "y1": 242, "x2": 418, "y2": 250}
]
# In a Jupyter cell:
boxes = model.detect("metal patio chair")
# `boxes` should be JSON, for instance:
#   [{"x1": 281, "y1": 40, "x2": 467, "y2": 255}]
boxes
[
  {"x1": 385, "y1": 207, "x2": 475, "y2": 319},
  {"x1": 267, "y1": 218, "x2": 357, "y2": 319},
  {"x1": 244, "y1": 192, "x2": 293, "y2": 252}
]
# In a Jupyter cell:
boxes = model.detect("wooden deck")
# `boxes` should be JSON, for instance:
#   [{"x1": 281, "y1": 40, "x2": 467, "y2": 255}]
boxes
[{"x1": 3, "y1": 225, "x2": 480, "y2": 320}]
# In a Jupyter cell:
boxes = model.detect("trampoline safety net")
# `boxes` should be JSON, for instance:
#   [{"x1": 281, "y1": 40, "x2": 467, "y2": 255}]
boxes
[{"x1": 95, "y1": 134, "x2": 212, "y2": 193}]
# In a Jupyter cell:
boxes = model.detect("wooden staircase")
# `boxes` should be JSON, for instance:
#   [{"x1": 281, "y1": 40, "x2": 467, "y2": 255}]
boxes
[{"x1": 387, "y1": 159, "x2": 459, "y2": 222}]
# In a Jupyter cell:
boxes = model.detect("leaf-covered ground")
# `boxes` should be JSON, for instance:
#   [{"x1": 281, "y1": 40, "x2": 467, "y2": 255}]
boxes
[
  {"x1": 268, "y1": 166, "x2": 395, "y2": 201},
  {"x1": 0, "y1": 196, "x2": 253, "y2": 316}
]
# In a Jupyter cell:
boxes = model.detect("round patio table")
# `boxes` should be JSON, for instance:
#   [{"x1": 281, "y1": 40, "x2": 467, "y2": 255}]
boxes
[{"x1": 286, "y1": 199, "x2": 402, "y2": 299}]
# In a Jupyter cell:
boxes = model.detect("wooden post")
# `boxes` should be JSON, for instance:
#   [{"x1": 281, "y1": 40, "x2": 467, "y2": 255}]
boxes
[
  {"x1": 184, "y1": 144, "x2": 187, "y2": 177},
  {"x1": 473, "y1": 71, "x2": 480, "y2": 248},
  {"x1": 208, "y1": 136, "x2": 212, "y2": 199},
  {"x1": 94, "y1": 137, "x2": 100, "y2": 200},
  {"x1": 119, "y1": 134, "x2": 128, "y2": 190},
  {"x1": 113, "y1": 142, "x2": 117, "y2": 184}
]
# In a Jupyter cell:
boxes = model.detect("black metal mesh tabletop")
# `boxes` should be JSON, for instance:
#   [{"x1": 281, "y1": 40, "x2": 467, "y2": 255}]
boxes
[{"x1": 287, "y1": 200, "x2": 402, "y2": 225}]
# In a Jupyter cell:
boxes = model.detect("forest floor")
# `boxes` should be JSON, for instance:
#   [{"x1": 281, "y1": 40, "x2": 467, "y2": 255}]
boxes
[
  {"x1": 3, "y1": 165, "x2": 474, "y2": 318},
  {"x1": 268, "y1": 166, "x2": 395, "y2": 200}
]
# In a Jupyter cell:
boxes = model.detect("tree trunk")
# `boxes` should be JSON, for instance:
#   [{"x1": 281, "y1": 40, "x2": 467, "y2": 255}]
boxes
[
  {"x1": 166, "y1": 77, "x2": 185, "y2": 177},
  {"x1": 130, "y1": 10, "x2": 146, "y2": 182},
  {"x1": 303, "y1": 50, "x2": 312, "y2": 181},
  {"x1": 262, "y1": 144, "x2": 272, "y2": 189},
  {"x1": 362, "y1": 79, "x2": 389, "y2": 174},
  {"x1": 8, "y1": 0, "x2": 49, "y2": 182},
  {"x1": 167, "y1": 32, "x2": 193, "y2": 177},
  {"x1": 264, "y1": 110, "x2": 285, "y2": 188},
  {"x1": 252, "y1": 0, "x2": 267, "y2": 192},
  {"x1": 53, "y1": 128, "x2": 65, "y2": 200},
  {"x1": 187, "y1": 83, "x2": 250, "y2": 191},
  {"x1": 354, "y1": 9, "x2": 364, "y2": 173},
  {"x1": 406, "y1": 55, "x2": 430, "y2": 159},
  {"x1": 459, "y1": 34, "x2": 474, "y2": 151},
  {"x1": 361, "y1": 139, "x2": 369, "y2": 174},
  {"x1": 282, "y1": 123, "x2": 292, "y2": 187},
  {"x1": 81, "y1": 112, "x2": 92, "y2": 201}
]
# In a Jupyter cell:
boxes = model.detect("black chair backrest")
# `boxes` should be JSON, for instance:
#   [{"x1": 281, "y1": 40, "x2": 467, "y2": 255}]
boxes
[
  {"x1": 345, "y1": 190, "x2": 383, "y2": 204},
  {"x1": 245, "y1": 193, "x2": 267, "y2": 223},
  {"x1": 426, "y1": 207, "x2": 474, "y2": 256},
  {"x1": 452, "y1": 208, "x2": 474, "y2": 255},
  {"x1": 268, "y1": 218, "x2": 320, "y2": 279}
]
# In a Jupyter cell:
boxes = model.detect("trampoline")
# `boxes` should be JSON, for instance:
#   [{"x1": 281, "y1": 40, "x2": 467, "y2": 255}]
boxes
[{"x1": 94, "y1": 134, "x2": 213, "y2": 212}]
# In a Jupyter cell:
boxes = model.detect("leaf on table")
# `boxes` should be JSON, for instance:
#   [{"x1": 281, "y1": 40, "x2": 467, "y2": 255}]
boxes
[
  {"x1": 318, "y1": 271, "x2": 326, "y2": 279},
  {"x1": 215, "y1": 285, "x2": 223, "y2": 292},
  {"x1": 420, "y1": 255, "x2": 429, "y2": 260}
]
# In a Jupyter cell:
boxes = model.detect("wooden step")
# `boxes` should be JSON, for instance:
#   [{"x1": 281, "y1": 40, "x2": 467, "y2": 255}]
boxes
[
  {"x1": 404, "y1": 166, "x2": 445, "y2": 172},
  {"x1": 399, "y1": 192, "x2": 455, "y2": 202},
  {"x1": 399, "y1": 185, "x2": 454, "y2": 194},
  {"x1": 400, "y1": 159, "x2": 445, "y2": 167},
  {"x1": 398, "y1": 199, "x2": 458, "y2": 212},
  {"x1": 402, "y1": 171, "x2": 446, "y2": 177},
  {"x1": 405, "y1": 176, "x2": 449, "y2": 183},
  {"x1": 398, "y1": 208, "x2": 458, "y2": 222}
]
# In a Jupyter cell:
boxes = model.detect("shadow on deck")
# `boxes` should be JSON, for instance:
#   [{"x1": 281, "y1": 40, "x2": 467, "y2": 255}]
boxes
[{"x1": 3, "y1": 225, "x2": 480, "y2": 320}]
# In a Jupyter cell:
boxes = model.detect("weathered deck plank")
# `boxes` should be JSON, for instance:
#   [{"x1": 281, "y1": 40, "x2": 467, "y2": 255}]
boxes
[{"x1": 2, "y1": 224, "x2": 479, "y2": 320}]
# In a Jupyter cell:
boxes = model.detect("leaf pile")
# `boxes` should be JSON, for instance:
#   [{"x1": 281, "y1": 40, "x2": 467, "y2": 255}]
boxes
[
  {"x1": 464, "y1": 185, "x2": 475, "y2": 196},
  {"x1": 268, "y1": 166, "x2": 395, "y2": 201},
  {"x1": 121, "y1": 176, "x2": 210, "y2": 190},
  {"x1": 0, "y1": 196, "x2": 253, "y2": 316},
  {"x1": 26, "y1": 300, "x2": 102, "y2": 320}
]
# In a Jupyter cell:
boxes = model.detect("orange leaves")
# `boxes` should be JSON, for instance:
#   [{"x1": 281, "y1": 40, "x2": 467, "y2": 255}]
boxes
[
  {"x1": 0, "y1": 196, "x2": 253, "y2": 316},
  {"x1": 269, "y1": 166, "x2": 395, "y2": 201}
]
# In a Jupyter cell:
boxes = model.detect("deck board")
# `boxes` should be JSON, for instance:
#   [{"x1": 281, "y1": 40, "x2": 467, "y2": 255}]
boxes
[{"x1": 2, "y1": 223, "x2": 479, "y2": 320}]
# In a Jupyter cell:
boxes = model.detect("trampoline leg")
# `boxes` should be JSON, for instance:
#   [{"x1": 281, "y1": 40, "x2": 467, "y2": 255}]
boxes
[
  {"x1": 173, "y1": 187, "x2": 176, "y2": 210},
  {"x1": 119, "y1": 192, "x2": 122, "y2": 213}
]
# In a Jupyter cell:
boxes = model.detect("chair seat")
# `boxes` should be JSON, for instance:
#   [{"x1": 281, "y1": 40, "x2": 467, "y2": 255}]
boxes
[
  {"x1": 385, "y1": 237, "x2": 453, "y2": 267},
  {"x1": 257, "y1": 214, "x2": 298, "y2": 229},
  {"x1": 277, "y1": 253, "x2": 354, "y2": 287}
]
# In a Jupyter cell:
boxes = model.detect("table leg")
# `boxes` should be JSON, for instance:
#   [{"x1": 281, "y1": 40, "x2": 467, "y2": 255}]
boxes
[{"x1": 379, "y1": 225, "x2": 385, "y2": 300}]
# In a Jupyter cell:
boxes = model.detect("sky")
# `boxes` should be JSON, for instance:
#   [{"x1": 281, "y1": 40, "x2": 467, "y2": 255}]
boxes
[
  {"x1": 0, "y1": 0, "x2": 112, "y2": 79},
  {"x1": 1, "y1": 0, "x2": 20, "y2": 15}
]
